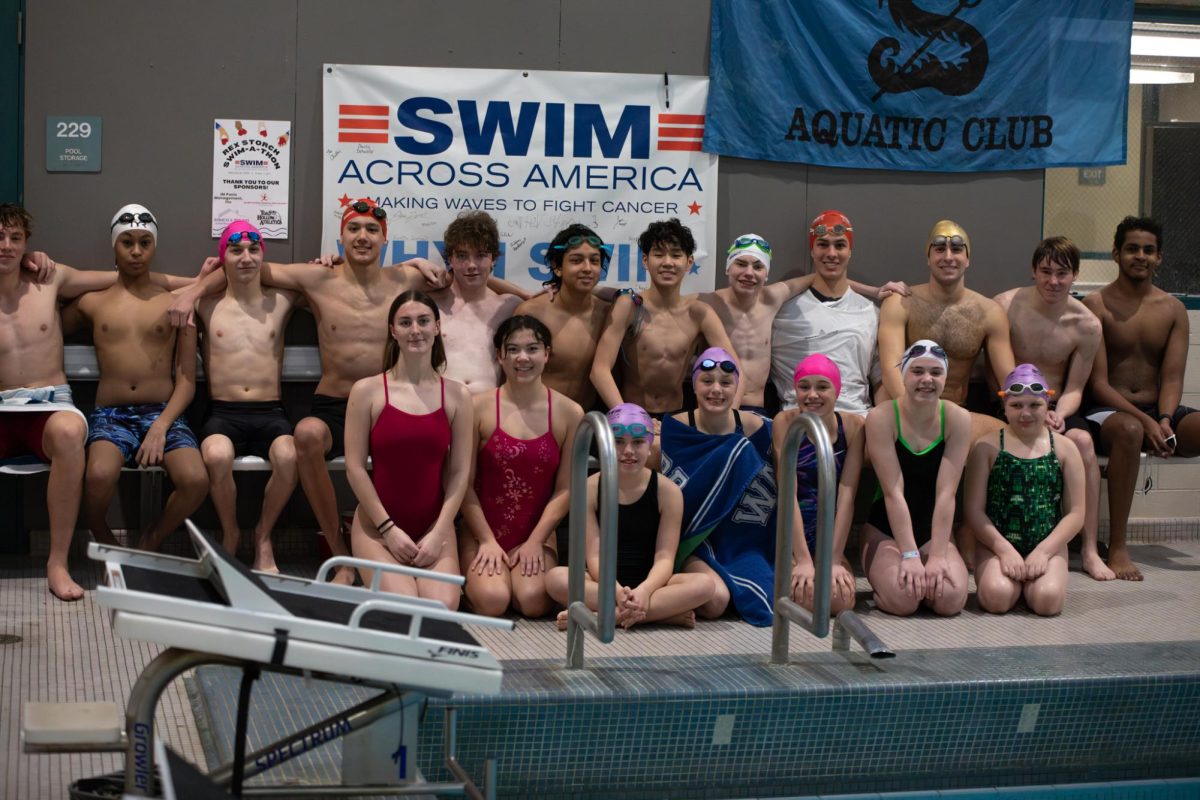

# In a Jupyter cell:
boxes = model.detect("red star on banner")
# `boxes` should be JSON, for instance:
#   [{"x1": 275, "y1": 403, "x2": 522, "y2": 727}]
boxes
[
  {"x1": 687, "y1": 201, "x2": 702, "y2": 215},
  {"x1": 338, "y1": 194, "x2": 352, "y2": 207}
]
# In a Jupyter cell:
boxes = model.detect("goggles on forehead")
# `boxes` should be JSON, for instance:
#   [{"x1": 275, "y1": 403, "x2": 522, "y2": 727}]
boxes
[
  {"x1": 112, "y1": 211, "x2": 157, "y2": 229},
  {"x1": 226, "y1": 231, "x2": 262, "y2": 246},
  {"x1": 1001, "y1": 382, "x2": 1054, "y2": 398},
  {"x1": 348, "y1": 200, "x2": 387, "y2": 220},
  {"x1": 698, "y1": 358, "x2": 737, "y2": 374},
  {"x1": 930, "y1": 235, "x2": 967, "y2": 250},
  {"x1": 810, "y1": 223, "x2": 851, "y2": 238},
  {"x1": 728, "y1": 236, "x2": 772, "y2": 255},
  {"x1": 905, "y1": 343, "x2": 946, "y2": 361},
  {"x1": 552, "y1": 234, "x2": 613, "y2": 255},
  {"x1": 611, "y1": 423, "x2": 651, "y2": 439}
]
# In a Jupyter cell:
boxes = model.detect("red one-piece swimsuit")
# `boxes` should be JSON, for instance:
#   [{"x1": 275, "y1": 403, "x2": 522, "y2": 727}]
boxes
[
  {"x1": 370, "y1": 374, "x2": 451, "y2": 542},
  {"x1": 474, "y1": 388, "x2": 560, "y2": 551}
]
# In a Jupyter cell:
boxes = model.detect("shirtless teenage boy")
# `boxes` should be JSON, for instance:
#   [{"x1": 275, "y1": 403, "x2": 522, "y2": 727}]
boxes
[
  {"x1": 994, "y1": 237, "x2": 1112, "y2": 581},
  {"x1": 0, "y1": 204, "x2": 98, "y2": 599},
  {"x1": 514, "y1": 224, "x2": 612, "y2": 409},
  {"x1": 171, "y1": 198, "x2": 447, "y2": 583},
  {"x1": 194, "y1": 221, "x2": 300, "y2": 568},
  {"x1": 434, "y1": 211, "x2": 522, "y2": 393},
  {"x1": 878, "y1": 219, "x2": 1015, "y2": 439},
  {"x1": 66, "y1": 205, "x2": 208, "y2": 552},
  {"x1": 1083, "y1": 216, "x2": 1200, "y2": 581},
  {"x1": 591, "y1": 218, "x2": 740, "y2": 418}
]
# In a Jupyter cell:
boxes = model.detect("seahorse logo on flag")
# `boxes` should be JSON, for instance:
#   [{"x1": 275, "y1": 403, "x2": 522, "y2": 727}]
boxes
[{"x1": 867, "y1": 0, "x2": 989, "y2": 101}]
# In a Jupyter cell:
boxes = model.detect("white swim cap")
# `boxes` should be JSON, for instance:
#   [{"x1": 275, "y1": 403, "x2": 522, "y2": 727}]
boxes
[{"x1": 110, "y1": 203, "x2": 159, "y2": 247}]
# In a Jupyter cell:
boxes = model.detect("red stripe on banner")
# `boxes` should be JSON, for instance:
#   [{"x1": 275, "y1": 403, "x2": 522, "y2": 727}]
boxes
[
  {"x1": 338, "y1": 132, "x2": 389, "y2": 143},
  {"x1": 658, "y1": 114, "x2": 704, "y2": 124},
  {"x1": 657, "y1": 127, "x2": 704, "y2": 138},
  {"x1": 339, "y1": 104, "x2": 389, "y2": 116},
  {"x1": 656, "y1": 141, "x2": 703, "y2": 151},
  {"x1": 339, "y1": 118, "x2": 389, "y2": 130}
]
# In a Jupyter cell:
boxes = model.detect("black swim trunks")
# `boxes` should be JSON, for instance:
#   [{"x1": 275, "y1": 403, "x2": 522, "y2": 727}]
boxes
[
  {"x1": 1083, "y1": 403, "x2": 1197, "y2": 451},
  {"x1": 199, "y1": 400, "x2": 293, "y2": 459},
  {"x1": 309, "y1": 394, "x2": 348, "y2": 459}
]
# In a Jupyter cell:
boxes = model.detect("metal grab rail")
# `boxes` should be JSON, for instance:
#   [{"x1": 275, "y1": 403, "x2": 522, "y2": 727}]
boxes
[
  {"x1": 771, "y1": 412, "x2": 894, "y2": 662},
  {"x1": 565, "y1": 411, "x2": 618, "y2": 669}
]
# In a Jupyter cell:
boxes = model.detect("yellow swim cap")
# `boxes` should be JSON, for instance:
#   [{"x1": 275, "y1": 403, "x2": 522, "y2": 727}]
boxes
[{"x1": 926, "y1": 220, "x2": 970, "y2": 258}]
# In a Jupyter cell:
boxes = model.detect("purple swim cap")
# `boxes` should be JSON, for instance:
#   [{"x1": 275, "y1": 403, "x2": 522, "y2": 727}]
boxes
[
  {"x1": 218, "y1": 220, "x2": 265, "y2": 262},
  {"x1": 608, "y1": 403, "x2": 654, "y2": 444},
  {"x1": 792, "y1": 353, "x2": 842, "y2": 398},
  {"x1": 1001, "y1": 363, "x2": 1054, "y2": 400},
  {"x1": 691, "y1": 347, "x2": 739, "y2": 385}
]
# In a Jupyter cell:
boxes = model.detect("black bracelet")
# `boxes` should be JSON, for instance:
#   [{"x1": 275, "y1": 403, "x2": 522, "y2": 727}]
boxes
[
  {"x1": 1159, "y1": 413, "x2": 1173, "y2": 424},
  {"x1": 377, "y1": 518, "x2": 394, "y2": 533}
]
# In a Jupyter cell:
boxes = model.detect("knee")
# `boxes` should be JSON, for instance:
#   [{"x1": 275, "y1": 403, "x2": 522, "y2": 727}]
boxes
[
  {"x1": 544, "y1": 567, "x2": 568, "y2": 603},
  {"x1": 873, "y1": 583, "x2": 920, "y2": 616},
  {"x1": 201, "y1": 437, "x2": 235, "y2": 472},
  {"x1": 930, "y1": 583, "x2": 968, "y2": 616},
  {"x1": 467, "y1": 580, "x2": 511, "y2": 617},
  {"x1": 44, "y1": 415, "x2": 86, "y2": 458},
  {"x1": 1111, "y1": 416, "x2": 1143, "y2": 448},
  {"x1": 172, "y1": 461, "x2": 210, "y2": 497},
  {"x1": 269, "y1": 437, "x2": 298, "y2": 473},
  {"x1": 292, "y1": 420, "x2": 328, "y2": 457},
  {"x1": 977, "y1": 581, "x2": 1017, "y2": 614},
  {"x1": 432, "y1": 586, "x2": 461, "y2": 612},
  {"x1": 1066, "y1": 430, "x2": 1096, "y2": 464},
  {"x1": 85, "y1": 456, "x2": 121, "y2": 487},
  {"x1": 1024, "y1": 583, "x2": 1065, "y2": 617},
  {"x1": 512, "y1": 583, "x2": 552, "y2": 618}
]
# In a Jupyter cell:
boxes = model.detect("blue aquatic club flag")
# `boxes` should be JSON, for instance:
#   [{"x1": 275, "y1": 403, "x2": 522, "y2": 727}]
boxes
[{"x1": 704, "y1": 0, "x2": 1134, "y2": 172}]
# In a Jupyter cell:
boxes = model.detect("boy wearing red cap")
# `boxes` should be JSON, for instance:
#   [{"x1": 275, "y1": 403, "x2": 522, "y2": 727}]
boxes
[
  {"x1": 170, "y1": 197, "x2": 447, "y2": 583},
  {"x1": 193, "y1": 221, "x2": 301, "y2": 569}
]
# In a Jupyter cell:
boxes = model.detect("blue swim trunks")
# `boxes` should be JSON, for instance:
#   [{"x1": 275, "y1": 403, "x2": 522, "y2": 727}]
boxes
[{"x1": 86, "y1": 403, "x2": 199, "y2": 464}]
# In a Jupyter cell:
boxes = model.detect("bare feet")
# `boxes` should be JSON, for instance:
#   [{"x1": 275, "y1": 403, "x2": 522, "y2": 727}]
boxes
[
  {"x1": 253, "y1": 534, "x2": 278, "y2": 574},
  {"x1": 1106, "y1": 546, "x2": 1144, "y2": 581},
  {"x1": 555, "y1": 609, "x2": 569, "y2": 631},
  {"x1": 330, "y1": 565, "x2": 357, "y2": 586},
  {"x1": 656, "y1": 610, "x2": 696, "y2": 629},
  {"x1": 47, "y1": 563, "x2": 85, "y2": 601},
  {"x1": 1082, "y1": 550, "x2": 1116, "y2": 581}
]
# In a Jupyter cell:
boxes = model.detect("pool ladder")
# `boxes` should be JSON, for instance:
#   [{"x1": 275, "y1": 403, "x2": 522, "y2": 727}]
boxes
[{"x1": 563, "y1": 410, "x2": 893, "y2": 670}]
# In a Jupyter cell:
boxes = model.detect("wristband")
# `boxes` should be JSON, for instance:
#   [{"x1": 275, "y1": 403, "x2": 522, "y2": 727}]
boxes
[
  {"x1": 1158, "y1": 413, "x2": 1173, "y2": 424},
  {"x1": 377, "y1": 518, "x2": 394, "y2": 533},
  {"x1": 901, "y1": 550, "x2": 921, "y2": 560}
]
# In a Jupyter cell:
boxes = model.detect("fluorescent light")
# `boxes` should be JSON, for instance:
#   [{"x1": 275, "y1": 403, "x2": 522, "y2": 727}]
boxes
[
  {"x1": 1131, "y1": 34, "x2": 1200, "y2": 58},
  {"x1": 1130, "y1": 68, "x2": 1195, "y2": 84}
]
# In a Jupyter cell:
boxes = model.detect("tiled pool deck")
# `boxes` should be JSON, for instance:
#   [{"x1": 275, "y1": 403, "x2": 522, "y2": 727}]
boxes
[{"x1": 3, "y1": 533, "x2": 1199, "y2": 799}]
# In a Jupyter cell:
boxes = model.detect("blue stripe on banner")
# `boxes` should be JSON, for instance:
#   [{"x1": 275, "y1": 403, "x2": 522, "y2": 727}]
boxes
[{"x1": 703, "y1": 0, "x2": 1134, "y2": 172}]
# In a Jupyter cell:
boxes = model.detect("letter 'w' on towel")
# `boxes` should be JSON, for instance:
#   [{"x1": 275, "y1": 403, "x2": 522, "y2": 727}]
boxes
[{"x1": 660, "y1": 415, "x2": 778, "y2": 626}]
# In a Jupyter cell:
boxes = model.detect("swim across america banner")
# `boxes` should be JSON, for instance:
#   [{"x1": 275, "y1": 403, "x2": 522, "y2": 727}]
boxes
[
  {"x1": 703, "y1": 0, "x2": 1134, "y2": 172},
  {"x1": 322, "y1": 65, "x2": 719, "y2": 291}
]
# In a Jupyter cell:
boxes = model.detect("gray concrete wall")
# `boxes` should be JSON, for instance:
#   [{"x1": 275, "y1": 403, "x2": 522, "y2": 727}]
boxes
[{"x1": 22, "y1": 0, "x2": 1044, "y2": 296}]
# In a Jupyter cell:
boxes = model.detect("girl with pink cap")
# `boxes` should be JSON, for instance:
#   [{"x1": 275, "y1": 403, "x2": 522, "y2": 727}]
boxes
[
  {"x1": 772, "y1": 353, "x2": 867, "y2": 615},
  {"x1": 861, "y1": 340, "x2": 972, "y2": 617},
  {"x1": 545, "y1": 403, "x2": 713, "y2": 629},
  {"x1": 964, "y1": 364, "x2": 1085, "y2": 615}
]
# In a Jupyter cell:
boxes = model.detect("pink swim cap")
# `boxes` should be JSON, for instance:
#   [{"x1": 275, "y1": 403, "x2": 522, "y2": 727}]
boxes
[
  {"x1": 608, "y1": 403, "x2": 654, "y2": 444},
  {"x1": 792, "y1": 353, "x2": 842, "y2": 397},
  {"x1": 218, "y1": 220, "x2": 265, "y2": 262}
]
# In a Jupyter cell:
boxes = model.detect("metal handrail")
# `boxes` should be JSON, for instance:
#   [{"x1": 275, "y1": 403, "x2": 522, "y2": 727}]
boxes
[
  {"x1": 771, "y1": 412, "x2": 895, "y2": 662},
  {"x1": 565, "y1": 411, "x2": 618, "y2": 669}
]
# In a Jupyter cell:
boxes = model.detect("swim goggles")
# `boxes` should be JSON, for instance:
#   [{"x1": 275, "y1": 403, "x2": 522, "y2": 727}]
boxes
[
  {"x1": 727, "y1": 236, "x2": 772, "y2": 255},
  {"x1": 348, "y1": 200, "x2": 387, "y2": 220},
  {"x1": 611, "y1": 423, "x2": 651, "y2": 439},
  {"x1": 111, "y1": 211, "x2": 157, "y2": 229},
  {"x1": 226, "y1": 231, "x2": 262, "y2": 246},
  {"x1": 697, "y1": 358, "x2": 737, "y2": 374},
  {"x1": 1001, "y1": 382, "x2": 1054, "y2": 397},
  {"x1": 809, "y1": 223, "x2": 851, "y2": 239},
  {"x1": 904, "y1": 343, "x2": 946, "y2": 360},
  {"x1": 929, "y1": 235, "x2": 967, "y2": 249},
  {"x1": 552, "y1": 234, "x2": 613, "y2": 255}
]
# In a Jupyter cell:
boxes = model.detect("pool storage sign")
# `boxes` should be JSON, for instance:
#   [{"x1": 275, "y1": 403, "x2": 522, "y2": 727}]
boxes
[
  {"x1": 703, "y1": 0, "x2": 1134, "y2": 172},
  {"x1": 321, "y1": 64, "x2": 719, "y2": 292}
]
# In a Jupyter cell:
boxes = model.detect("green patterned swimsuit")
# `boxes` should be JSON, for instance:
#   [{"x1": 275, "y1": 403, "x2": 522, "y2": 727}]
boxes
[{"x1": 985, "y1": 430, "x2": 1063, "y2": 556}]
